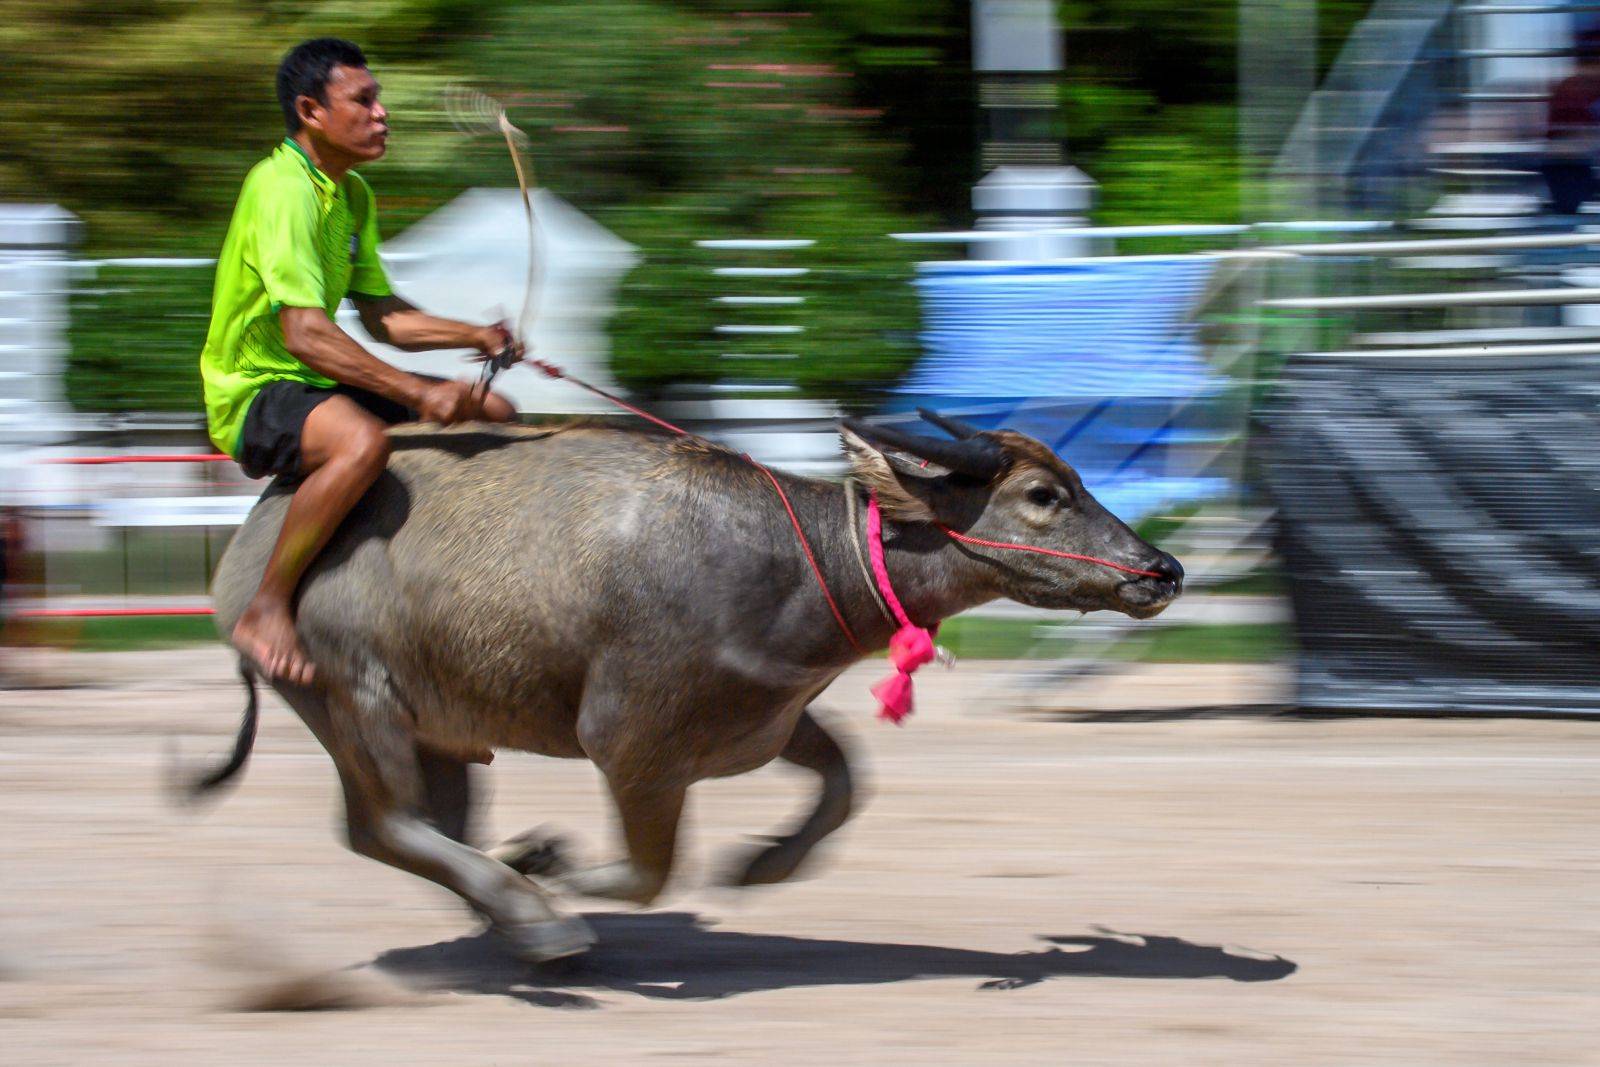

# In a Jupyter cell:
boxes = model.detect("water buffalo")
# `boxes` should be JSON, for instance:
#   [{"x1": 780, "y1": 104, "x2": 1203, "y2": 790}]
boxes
[{"x1": 190, "y1": 414, "x2": 1181, "y2": 961}]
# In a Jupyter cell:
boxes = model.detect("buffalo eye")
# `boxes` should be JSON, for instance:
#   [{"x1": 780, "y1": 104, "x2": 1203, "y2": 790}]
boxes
[{"x1": 1025, "y1": 485, "x2": 1056, "y2": 508}]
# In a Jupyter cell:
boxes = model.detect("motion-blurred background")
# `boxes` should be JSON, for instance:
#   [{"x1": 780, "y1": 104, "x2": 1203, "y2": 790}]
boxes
[{"x1": 5, "y1": 0, "x2": 1600, "y2": 716}]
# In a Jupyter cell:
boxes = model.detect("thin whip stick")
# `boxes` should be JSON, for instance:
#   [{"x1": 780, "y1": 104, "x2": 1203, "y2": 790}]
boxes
[
  {"x1": 446, "y1": 88, "x2": 543, "y2": 398},
  {"x1": 497, "y1": 112, "x2": 541, "y2": 355}
]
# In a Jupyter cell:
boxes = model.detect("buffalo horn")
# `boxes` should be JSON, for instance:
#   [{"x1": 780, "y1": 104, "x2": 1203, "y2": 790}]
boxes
[
  {"x1": 842, "y1": 417, "x2": 1008, "y2": 482},
  {"x1": 916, "y1": 407, "x2": 986, "y2": 440}
]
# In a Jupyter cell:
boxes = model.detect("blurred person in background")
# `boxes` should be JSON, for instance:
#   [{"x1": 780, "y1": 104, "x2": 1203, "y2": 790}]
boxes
[
  {"x1": 0, "y1": 505, "x2": 37, "y2": 681},
  {"x1": 0, "y1": 507, "x2": 18, "y2": 605},
  {"x1": 202, "y1": 37, "x2": 522, "y2": 686},
  {"x1": 1541, "y1": 29, "x2": 1600, "y2": 215}
]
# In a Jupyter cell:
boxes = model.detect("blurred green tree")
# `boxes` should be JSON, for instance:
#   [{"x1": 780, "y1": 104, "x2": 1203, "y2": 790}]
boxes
[{"x1": 0, "y1": 0, "x2": 1374, "y2": 414}]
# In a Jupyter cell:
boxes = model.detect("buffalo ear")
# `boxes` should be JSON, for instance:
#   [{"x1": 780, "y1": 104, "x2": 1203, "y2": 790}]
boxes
[{"x1": 839, "y1": 426, "x2": 937, "y2": 523}]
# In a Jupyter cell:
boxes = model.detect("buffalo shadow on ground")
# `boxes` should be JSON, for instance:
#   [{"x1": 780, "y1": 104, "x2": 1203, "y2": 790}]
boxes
[{"x1": 369, "y1": 911, "x2": 1296, "y2": 1010}]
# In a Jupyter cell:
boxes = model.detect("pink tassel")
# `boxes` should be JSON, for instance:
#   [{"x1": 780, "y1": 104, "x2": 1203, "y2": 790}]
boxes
[
  {"x1": 872, "y1": 672, "x2": 913, "y2": 725},
  {"x1": 890, "y1": 623, "x2": 937, "y2": 672},
  {"x1": 873, "y1": 623, "x2": 937, "y2": 724}
]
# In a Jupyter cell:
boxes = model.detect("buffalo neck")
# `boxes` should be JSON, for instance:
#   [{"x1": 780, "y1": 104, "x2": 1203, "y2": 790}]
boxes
[
  {"x1": 870, "y1": 511, "x2": 997, "y2": 634},
  {"x1": 746, "y1": 469, "x2": 1000, "y2": 663},
  {"x1": 830, "y1": 480, "x2": 999, "y2": 646}
]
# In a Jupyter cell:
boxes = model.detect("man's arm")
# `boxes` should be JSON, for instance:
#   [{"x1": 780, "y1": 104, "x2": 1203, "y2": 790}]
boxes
[
  {"x1": 280, "y1": 305, "x2": 479, "y2": 423},
  {"x1": 352, "y1": 294, "x2": 511, "y2": 357}
]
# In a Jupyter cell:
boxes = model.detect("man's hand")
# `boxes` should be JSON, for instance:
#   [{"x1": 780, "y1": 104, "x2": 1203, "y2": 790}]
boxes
[
  {"x1": 413, "y1": 379, "x2": 486, "y2": 425},
  {"x1": 470, "y1": 321, "x2": 525, "y2": 368}
]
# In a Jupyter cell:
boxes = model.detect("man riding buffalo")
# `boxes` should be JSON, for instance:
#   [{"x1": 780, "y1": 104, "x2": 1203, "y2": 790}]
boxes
[
  {"x1": 194, "y1": 411, "x2": 1181, "y2": 961},
  {"x1": 200, "y1": 37, "x2": 522, "y2": 686},
  {"x1": 188, "y1": 37, "x2": 1184, "y2": 965}
]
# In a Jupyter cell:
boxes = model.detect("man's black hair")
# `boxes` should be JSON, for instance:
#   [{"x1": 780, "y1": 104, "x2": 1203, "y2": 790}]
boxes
[{"x1": 276, "y1": 38, "x2": 368, "y2": 134}]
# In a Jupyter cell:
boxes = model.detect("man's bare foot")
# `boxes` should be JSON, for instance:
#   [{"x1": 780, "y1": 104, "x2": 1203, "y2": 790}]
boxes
[{"x1": 231, "y1": 598, "x2": 315, "y2": 686}]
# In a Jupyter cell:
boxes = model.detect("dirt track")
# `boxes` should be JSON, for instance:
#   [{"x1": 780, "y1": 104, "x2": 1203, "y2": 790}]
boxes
[{"x1": 1, "y1": 647, "x2": 1597, "y2": 1065}]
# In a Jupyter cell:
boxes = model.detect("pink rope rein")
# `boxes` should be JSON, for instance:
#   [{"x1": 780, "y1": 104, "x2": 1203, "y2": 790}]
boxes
[
  {"x1": 525, "y1": 358, "x2": 862, "y2": 653},
  {"x1": 516, "y1": 359, "x2": 1161, "y2": 722}
]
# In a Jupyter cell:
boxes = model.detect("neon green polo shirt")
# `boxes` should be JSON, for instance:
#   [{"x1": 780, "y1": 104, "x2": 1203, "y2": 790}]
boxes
[{"x1": 199, "y1": 139, "x2": 392, "y2": 454}]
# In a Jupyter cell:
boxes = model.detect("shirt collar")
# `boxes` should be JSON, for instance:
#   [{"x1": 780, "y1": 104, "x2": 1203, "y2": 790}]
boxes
[{"x1": 280, "y1": 138, "x2": 339, "y2": 196}]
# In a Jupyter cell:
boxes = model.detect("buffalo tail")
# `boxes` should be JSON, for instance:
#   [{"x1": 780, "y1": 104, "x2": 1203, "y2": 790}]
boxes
[{"x1": 168, "y1": 661, "x2": 260, "y2": 805}]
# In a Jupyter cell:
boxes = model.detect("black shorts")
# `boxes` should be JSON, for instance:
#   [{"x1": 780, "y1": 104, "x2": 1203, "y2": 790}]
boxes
[{"x1": 236, "y1": 380, "x2": 419, "y2": 482}]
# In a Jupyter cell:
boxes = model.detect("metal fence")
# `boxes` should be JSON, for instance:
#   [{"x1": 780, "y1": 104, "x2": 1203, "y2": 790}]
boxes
[{"x1": 12, "y1": 215, "x2": 1600, "y2": 718}]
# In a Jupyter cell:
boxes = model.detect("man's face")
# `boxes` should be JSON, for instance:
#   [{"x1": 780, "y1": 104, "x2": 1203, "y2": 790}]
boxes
[{"x1": 301, "y1": 64, "x2": 388, "y2": 163}]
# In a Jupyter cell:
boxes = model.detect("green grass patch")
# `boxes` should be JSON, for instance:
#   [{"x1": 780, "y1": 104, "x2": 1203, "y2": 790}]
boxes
[
  {"x1": 934, "y1": 617, "x2": 1044, "y2": 660},
  {"x1": 20, "y1": 613, "x2": 220, "y2": 652},
  {"x1": 43, "y1": 531, "x2": 224, "y2": 598},
  {"x1": 15, "y1": 610, "x2": 1290, "y2": 662},
  {"x1": 936, "y1": 617, "x2": 1289, "y2": 663},
  {"x1": 1132, "y1": 506, "x2": 1201, "y2": 545},
  {"x1": 1200, "y1": 569, "x2": 1287, "y2": 597},
  {"x1": 1136, "y1": 622, "x2": 1291, "y2": 663}
]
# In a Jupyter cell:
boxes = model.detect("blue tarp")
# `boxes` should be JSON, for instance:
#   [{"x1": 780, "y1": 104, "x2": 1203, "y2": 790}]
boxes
[{"x1": 889, "y1": 257, "x2": 1230, "y2": 524}]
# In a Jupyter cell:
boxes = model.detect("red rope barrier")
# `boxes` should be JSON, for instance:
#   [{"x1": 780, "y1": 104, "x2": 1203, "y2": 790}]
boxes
[
  {"x1": 39, "y1": 454, "x2": 234, "y2": 465},
  {"x1": 16, "y1": 607, "x2": 215, "y2": 619}
]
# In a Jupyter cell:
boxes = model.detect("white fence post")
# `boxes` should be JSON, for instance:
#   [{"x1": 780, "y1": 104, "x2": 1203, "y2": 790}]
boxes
[{"x1": 0, "y1": 204, "x2": 79, "y2": 456}]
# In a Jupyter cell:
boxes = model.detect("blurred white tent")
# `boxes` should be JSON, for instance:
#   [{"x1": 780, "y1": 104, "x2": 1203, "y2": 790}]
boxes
[{"x1": 336, "y1": 187, "x2": 639, "y2": 413}]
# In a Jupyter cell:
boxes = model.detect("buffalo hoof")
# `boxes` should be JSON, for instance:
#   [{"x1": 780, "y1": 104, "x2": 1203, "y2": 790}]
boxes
[
  {"x1": 497, "y1": 915, "x2": 594, "y2": 964},
  {"x1": 491, "y1": 827, "x2": 575, "y2": 880},
  {"x1": 724, "y1": 836, "x2": 806, "y2": 888}
]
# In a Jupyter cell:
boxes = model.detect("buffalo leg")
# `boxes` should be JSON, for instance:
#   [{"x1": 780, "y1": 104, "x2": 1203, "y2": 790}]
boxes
[
  {"x1": 727, "y1": 708, "x2": 856, "y2": 887},
  {"x1": 557, "y1": 778, "x2": 687, "y2": 906},
  {"x1": 416, "y1": 743, "x2": 474, "y2": 845},
  {"x1": 282, "y1": 682, "x2": 592, "y2": 961},
  {"x1": 339, "y1": 784, "x2": 591, "y2": 961}
]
